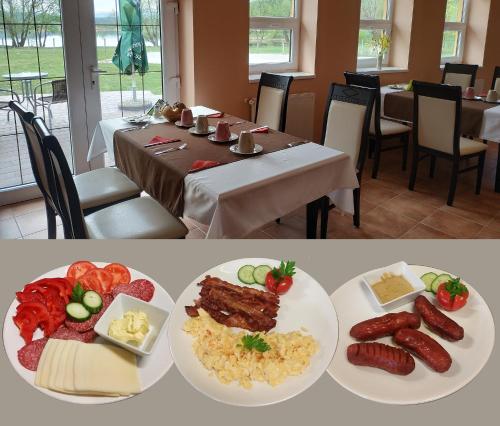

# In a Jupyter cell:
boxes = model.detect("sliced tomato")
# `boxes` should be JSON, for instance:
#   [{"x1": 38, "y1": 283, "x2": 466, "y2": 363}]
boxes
[
  {"x1": 104, "y1": 263, "x2": 131, "y2": 286},
  {"x1": 66, "y1": 261, "x2": 97, "y2": 285},
  {"x1": 79, "y1": 268, "x2": 114, "y2": 294}
]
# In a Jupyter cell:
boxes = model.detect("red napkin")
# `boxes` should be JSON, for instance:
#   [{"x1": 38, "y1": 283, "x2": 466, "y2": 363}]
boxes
[
  {"x1": 250, "y1": 126, "x2": 269, "y2": 134},
  {"x1": 189, "y1": 160, "x2": 223, "y2": 173},
  {"x1": 144, "y1": 136, "x2": 181, "y2": 148},
  {"x1": 207, "y1": 112, "x2": 225, "y2": 118}
]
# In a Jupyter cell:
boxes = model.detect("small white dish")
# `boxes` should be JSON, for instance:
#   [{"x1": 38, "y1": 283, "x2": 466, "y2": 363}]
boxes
[
  {"x1": 229, "y1": 143, "x2": 263, "y2": 155},
  {"x1": 175, "y1": 120, "x2": 194, "y2": 129},
  {"x1": 208, "y1": 133, "x2": 239, "y2": 144},
  {"x1": 94, "y1": 294, "x2": 169, "y2": 357},
  {"x1": 362, "y1": 261, "x2": 425, "y2": 310},
  {"x1": 189, "y1": 125, "x2": 216, "y2": 136}
]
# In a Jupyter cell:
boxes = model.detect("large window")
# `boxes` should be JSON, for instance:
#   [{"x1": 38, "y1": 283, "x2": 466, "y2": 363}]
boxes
[
  {"x1": 357, "y1": 0, "x2": 394, "y2": 69},
  {"x1": 249, "y1": 0, "x2": 300, "y2": 74},
  {"x1": 441, "y1": 0, "x2": 470, "y2": 64}
]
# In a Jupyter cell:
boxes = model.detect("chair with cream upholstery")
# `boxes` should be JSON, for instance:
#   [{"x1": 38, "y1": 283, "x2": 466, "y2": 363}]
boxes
[
  {"x1": 319, "y1": 83, "x2": 376, "y2": 237},
  {"x1": 255, "y1": 73, "x2": 294, "y2": 132},
  {"x1": 409, "y1": 81, "x2": 487, "y2": 206},
  {"x1": 9, "y1": 101, "x2": 141, "y2": 239},
  {"x1": 345, "y1": 72, "x2": 411, "y2": 179},
  {"x1": 442, "y1": 63, "x2": 478, "y2": 91},
  {"x1": 491, "y1": 66, "x2": 500, "y2": 92},
  {"x1": 32, "y1": 116, "x2": 188, "y2": 239}
]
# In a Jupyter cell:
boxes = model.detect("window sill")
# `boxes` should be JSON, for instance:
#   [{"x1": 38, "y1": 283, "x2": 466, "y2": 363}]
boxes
[
  {"x1": 356, "y1": 67, "x2": 409, "y2": 75},
  {"x1": 249, "y1": 71, "x2": 316, "y2": 83}
]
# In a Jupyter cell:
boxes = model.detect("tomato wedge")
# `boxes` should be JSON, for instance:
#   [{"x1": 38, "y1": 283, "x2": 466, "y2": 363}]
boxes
[
  {"x1": 104, "y1": 263, "x2": 131, "y2": 286},
  {"x1": 79, "y1": 268, "x2": 114, "y2": 294},
  {"x1": 66, "y1": 261, "x2": 97, "y2": 285}
]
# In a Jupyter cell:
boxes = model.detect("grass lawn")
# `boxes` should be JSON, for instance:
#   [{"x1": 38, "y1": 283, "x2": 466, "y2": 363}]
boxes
[{"x1": 0, "y1": 46, "x2": 163, "y2": 96}]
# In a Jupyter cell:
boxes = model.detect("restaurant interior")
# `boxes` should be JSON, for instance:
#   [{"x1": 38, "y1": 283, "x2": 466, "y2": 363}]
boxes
[{"x1": 0, "y1": 0, "x2": 499, "y2": 239}]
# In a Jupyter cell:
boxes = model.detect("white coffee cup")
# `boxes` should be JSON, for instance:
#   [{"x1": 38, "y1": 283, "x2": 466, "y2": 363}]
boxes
[
  {"x1": 195, "y1": 115, "x2": 209, "y2": 133},
  {"x1": 238, "y1": 131, "x2": 255, "y2": 154},
  {"x1": 486, "y1": 90, "x2": 498, "y2": 103}
]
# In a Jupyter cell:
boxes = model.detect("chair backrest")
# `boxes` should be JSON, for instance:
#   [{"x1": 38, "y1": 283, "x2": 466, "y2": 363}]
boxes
[
  {"x1": 255, "y1": 73, "x2": 293, "y2": 132},
  {"x1": 492, "y1": 66, "x2": 500, "y2": 92},
  {"x1": 32, "y1": 116, "x2": 87, "y2": 239},
  {"x1": 442, "y1": 63, "x2": 478, "y2": 91},
  {"x1": 51, "y1": 79, "x2": 67, "y2": 102},
  {"x1": 321, "y1": 83, "x2": 375, "y2": 175},
  {"x1": 344, "y1": 71, "x2": 381, "y2": 135},
  {"x1": 412, "y1": 81, "x2": 461, "y2": 156},
  {"x1": 9, "y1": 101, "x2": 55, "y2": 209}
]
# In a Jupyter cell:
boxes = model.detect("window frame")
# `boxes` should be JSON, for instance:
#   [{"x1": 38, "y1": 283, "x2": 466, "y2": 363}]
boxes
[
  {"x1": 357, "y1": 0, "x2": 395, "y2": 70},
  {"x1": 441, "y1": 0, "x2": 471, "y2": 64},
  {"x1": 249, "y1": 0, "x2": 301, "y2": 74}
]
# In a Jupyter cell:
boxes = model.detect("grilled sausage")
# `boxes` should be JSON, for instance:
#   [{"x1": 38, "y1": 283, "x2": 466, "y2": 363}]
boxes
[
  {"x1": 350, "y1": 312, "x2": 421, "y2": 341},
  {"x1": 393, "y1": 328, "x2": 452, "y2": 373},
  {"x1": 347, "y1": 342, "x2": 415, "y2": 375},
  {"x1": 414, "y1": 295, "x2": 464, "y2": 341}
]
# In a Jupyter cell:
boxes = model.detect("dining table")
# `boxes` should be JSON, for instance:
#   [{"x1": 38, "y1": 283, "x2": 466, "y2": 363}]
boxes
[
  {"x1": 87, "y1": 107, "x2": 360, "y2": 239},
  {"x1": 382, "y1": 87, "x2": 500, "y2": 192},
  {"x1": 2, "y1": 71, "x2": 48, "y2": 111}
]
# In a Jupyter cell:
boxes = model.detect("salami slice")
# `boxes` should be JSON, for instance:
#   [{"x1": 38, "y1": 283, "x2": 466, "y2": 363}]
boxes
[
  {"x1": 112, "y1": 279, "x2": 155, "y2": 302},
  {"x1": 18, "y1": 338, "x2": 48, "y2": 371},
  {"x1": 65, "y1": 293, "x2": 114, "y2": 332}
]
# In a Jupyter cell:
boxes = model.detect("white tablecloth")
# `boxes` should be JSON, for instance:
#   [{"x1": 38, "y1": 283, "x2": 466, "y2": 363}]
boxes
[
  {"x1": 87, "y1": 106, "x2": 220, "y2": 163},
  {"x1": 479, "y1": 105, "x2": 500, "y2": 144},
  {"x1": 183, "y1": 143, "x2": 359, "y2": 239}
]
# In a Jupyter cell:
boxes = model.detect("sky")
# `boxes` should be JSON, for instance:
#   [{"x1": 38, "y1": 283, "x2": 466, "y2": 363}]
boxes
[{"x1": 94, "y1": 0, "x2": 118, "y2": 15}]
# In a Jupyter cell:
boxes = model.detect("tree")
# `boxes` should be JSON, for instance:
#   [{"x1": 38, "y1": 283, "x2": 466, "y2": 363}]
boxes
[
  {"x1": 2, "y1": 0, "x2": 33, "y2": 47},
  {"x1": 33, "y1": 0, "x2": 60, "y2": 48},
  {"x1": 141, "y1": 0, "x2": 159, "y2": 47}
]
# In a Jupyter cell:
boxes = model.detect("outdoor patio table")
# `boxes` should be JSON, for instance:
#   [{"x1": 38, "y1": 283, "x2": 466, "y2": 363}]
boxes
[
  {"x1": 96, "y1": 108, "x2": 359, "y2": 239},
  {"x1": 2, "y1": 71, "x2": 48, "y2": 111},
  {"x1": 383, "y1": 89, "x2": 500, "y2": 192}
]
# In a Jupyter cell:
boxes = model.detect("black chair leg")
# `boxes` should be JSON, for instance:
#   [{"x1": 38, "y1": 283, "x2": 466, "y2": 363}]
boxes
[
  {"x1": 320, "y1": 197, "x2": 330, "y2": 239},
  {"x1": 46, "y1": 204, "x2": 57, "y2": 239},
  {"x1": 429, "y1": 156, "x2": 436, "y2": 178},
  {"x1": 476, "y1": 152, "x2": 486, "y2": 195},
  {"x1": 409, "y1": 148, "x2": 419, "y2": 191},
  {"x1": 496, "y1": 144, "x2": 500, "y2": 193},
  {"x1": 447, "y1": 159, "x2": 460, "y2": 206},
  {"x1": 276, "y1": 218, "x2": 281, "y2": 224},
  {"x1": 401, "y1": 134, "x2": 409, "y2": 171},
  {"x1": 353, "y1": 188, "x2": 361, "y2": 228},
  {"x1": 372, "y1": 137, "x2": 382, "y2": 179}
]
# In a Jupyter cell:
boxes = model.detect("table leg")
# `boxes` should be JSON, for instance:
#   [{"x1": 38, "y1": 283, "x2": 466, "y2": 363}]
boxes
[
  {"x1": 306, "y1": 198, "x2": 321, "y2": 239},
  {"x1": 25, "y1": 80, "x2": 36, "y2": 111},
  {"x1": 496, "y1": 144, "x2": 500, "y2": 193}
]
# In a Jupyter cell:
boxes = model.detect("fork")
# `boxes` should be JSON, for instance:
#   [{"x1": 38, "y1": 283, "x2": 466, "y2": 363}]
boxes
[{"x1": 154, "y1": 142, "x2": 188, "y2": 156}]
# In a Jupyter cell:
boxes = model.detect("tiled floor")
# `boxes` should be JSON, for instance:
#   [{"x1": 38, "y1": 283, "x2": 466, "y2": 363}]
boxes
[{"x1": 1, "y1": 142, "x2": 499, "y2": 239}]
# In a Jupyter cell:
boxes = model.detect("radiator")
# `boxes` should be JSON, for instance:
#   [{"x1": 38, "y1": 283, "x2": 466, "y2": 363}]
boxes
[{"x1": 248, "y1": 92, "x2": 315, "y2": 140}]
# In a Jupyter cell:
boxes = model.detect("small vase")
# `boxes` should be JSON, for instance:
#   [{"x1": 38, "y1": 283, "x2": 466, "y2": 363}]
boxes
[{"x1": 376, "y1": 54, "x2": 383, "y2": 70}]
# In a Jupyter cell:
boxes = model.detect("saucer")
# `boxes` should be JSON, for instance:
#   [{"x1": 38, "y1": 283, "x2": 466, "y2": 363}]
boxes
[
  {"x1": 175, "y1": 120, "x2": 195, "y2": 129},
  {"x1": 208, "y1": 133, "x2": 239, "y2": 144},
  {"x1": 229, "y1": 143, "x2": 263, "y2": 155},
  {"x1": 189, "y1": 126, "x2": 216, "y2": 136}
]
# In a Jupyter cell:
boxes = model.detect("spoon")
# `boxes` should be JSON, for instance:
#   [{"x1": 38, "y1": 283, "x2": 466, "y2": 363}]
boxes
[{"x1": 154, "y1": 143, "x2": 188, "y2": 156}]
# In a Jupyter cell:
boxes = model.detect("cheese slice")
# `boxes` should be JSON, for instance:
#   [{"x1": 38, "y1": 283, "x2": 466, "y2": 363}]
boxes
[
  {"x1": 35, "y1": 339, "x2": 58, "y2": 388},
  {"x1": 48, "y1": 340, "x2": 65, "y2": 390},
  {"x1": 34, "y1": 339, "x2": 52, "y2": 387},
  {"x1": 62, "y1": 341, "x2": 78, "y2": 393},
  {"x1": 73, "y1": 343, "x2": 140, "y2": 396},
  {"x1": 53, "y1": 340, "x2": 76, "y2": 392}
]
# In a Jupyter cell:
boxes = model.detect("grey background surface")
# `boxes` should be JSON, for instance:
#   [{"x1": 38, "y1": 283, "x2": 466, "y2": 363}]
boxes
[{"x1": 1, "y1": 240, "x2": 498, "y2": 425}]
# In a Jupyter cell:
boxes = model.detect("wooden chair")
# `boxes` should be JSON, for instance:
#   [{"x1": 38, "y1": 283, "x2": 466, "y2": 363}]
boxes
[
  {"x1": 319, "y1": 83, "x2": 376, "y2": 238},
  {"x1": 442, "y1": 63, "x2": 479, "y2": 91},
  {"x1": 255, "y1": 73, "x2": 294, "y2": 132},
  {"x1": 345, "y1": 72, "x2": 411, "y2": 179},
  {"x1": 32, "y1": 116, "x2": 188, "y2": 239},
  {"x1": 491, "y1": 66, "x2": 500, "y2": 92},
  {"x1": 409, "y1": 81, "x2": 487, "y2": 206}
]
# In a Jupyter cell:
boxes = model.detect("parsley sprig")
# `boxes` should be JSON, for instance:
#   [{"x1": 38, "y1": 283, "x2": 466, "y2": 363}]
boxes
[
  {"x1": 70, "y1": 282, "x2": 85, "y2": 303},
  {"x1": 445, "y1": 277, "x2": 468, "y2": 299},
  {"x1": 240, "y1": 334, "x2": 271, "y2": 353},
  {"x1": 271, "y1": 260, "x2": 296, "y2": 281}
]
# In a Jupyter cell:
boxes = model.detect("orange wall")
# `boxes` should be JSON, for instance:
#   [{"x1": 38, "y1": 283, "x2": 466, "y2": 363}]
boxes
[{"x1": 178, "y1": 0, "x2": 500, "y2": 141}]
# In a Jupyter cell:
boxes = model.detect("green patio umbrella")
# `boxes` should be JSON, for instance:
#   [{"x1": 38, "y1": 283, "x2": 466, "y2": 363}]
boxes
[{"x1": 112, "y1": 0, "x2": 149, "y2": 106}]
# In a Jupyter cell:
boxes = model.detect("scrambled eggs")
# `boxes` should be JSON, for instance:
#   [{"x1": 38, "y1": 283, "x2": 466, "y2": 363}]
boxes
[{"x1": 184, "y1": 309, "x2": 318, "y2": 389}]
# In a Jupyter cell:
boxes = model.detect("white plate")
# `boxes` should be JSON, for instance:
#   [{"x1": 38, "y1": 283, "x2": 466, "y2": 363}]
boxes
[
  {"x1": 208, "y1": 133, "x2": 239, "y2": 144},
  {"x1": 188, "y1": 126, "x2": 216, "y2": 136},
  {"x1": 327, "y1": 264, "x2": 495, "y2": 405},
  {"x1": 2, "y1": 262, "x2": 175, "y2": 405},
  {"x1": 168, "y1": 258, "x2": 338, "y2": 407},
  {"x1": 229, "y1": 143, "x2": 263, "y2": 155}
]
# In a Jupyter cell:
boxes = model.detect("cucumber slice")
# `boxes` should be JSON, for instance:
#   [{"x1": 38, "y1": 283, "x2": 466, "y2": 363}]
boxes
[
  {"x1": 253, "y1": 265, "x2": 272, "y2": 286},
  {"x1": 66, "y1": 302, "x2": 91, "y2": 322},
  {"x1": 430, "y1": 273, "x2": 452, "y2": 294},
  {"x1": 82, "y1": 291, "x2": 103, "y2": 314},
  {"x1": 238, "y1": 265, "x2": 256, "y2": 284},
  {"x1": 421, "y1": 272, "x2": 438, "y2": 292}
]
